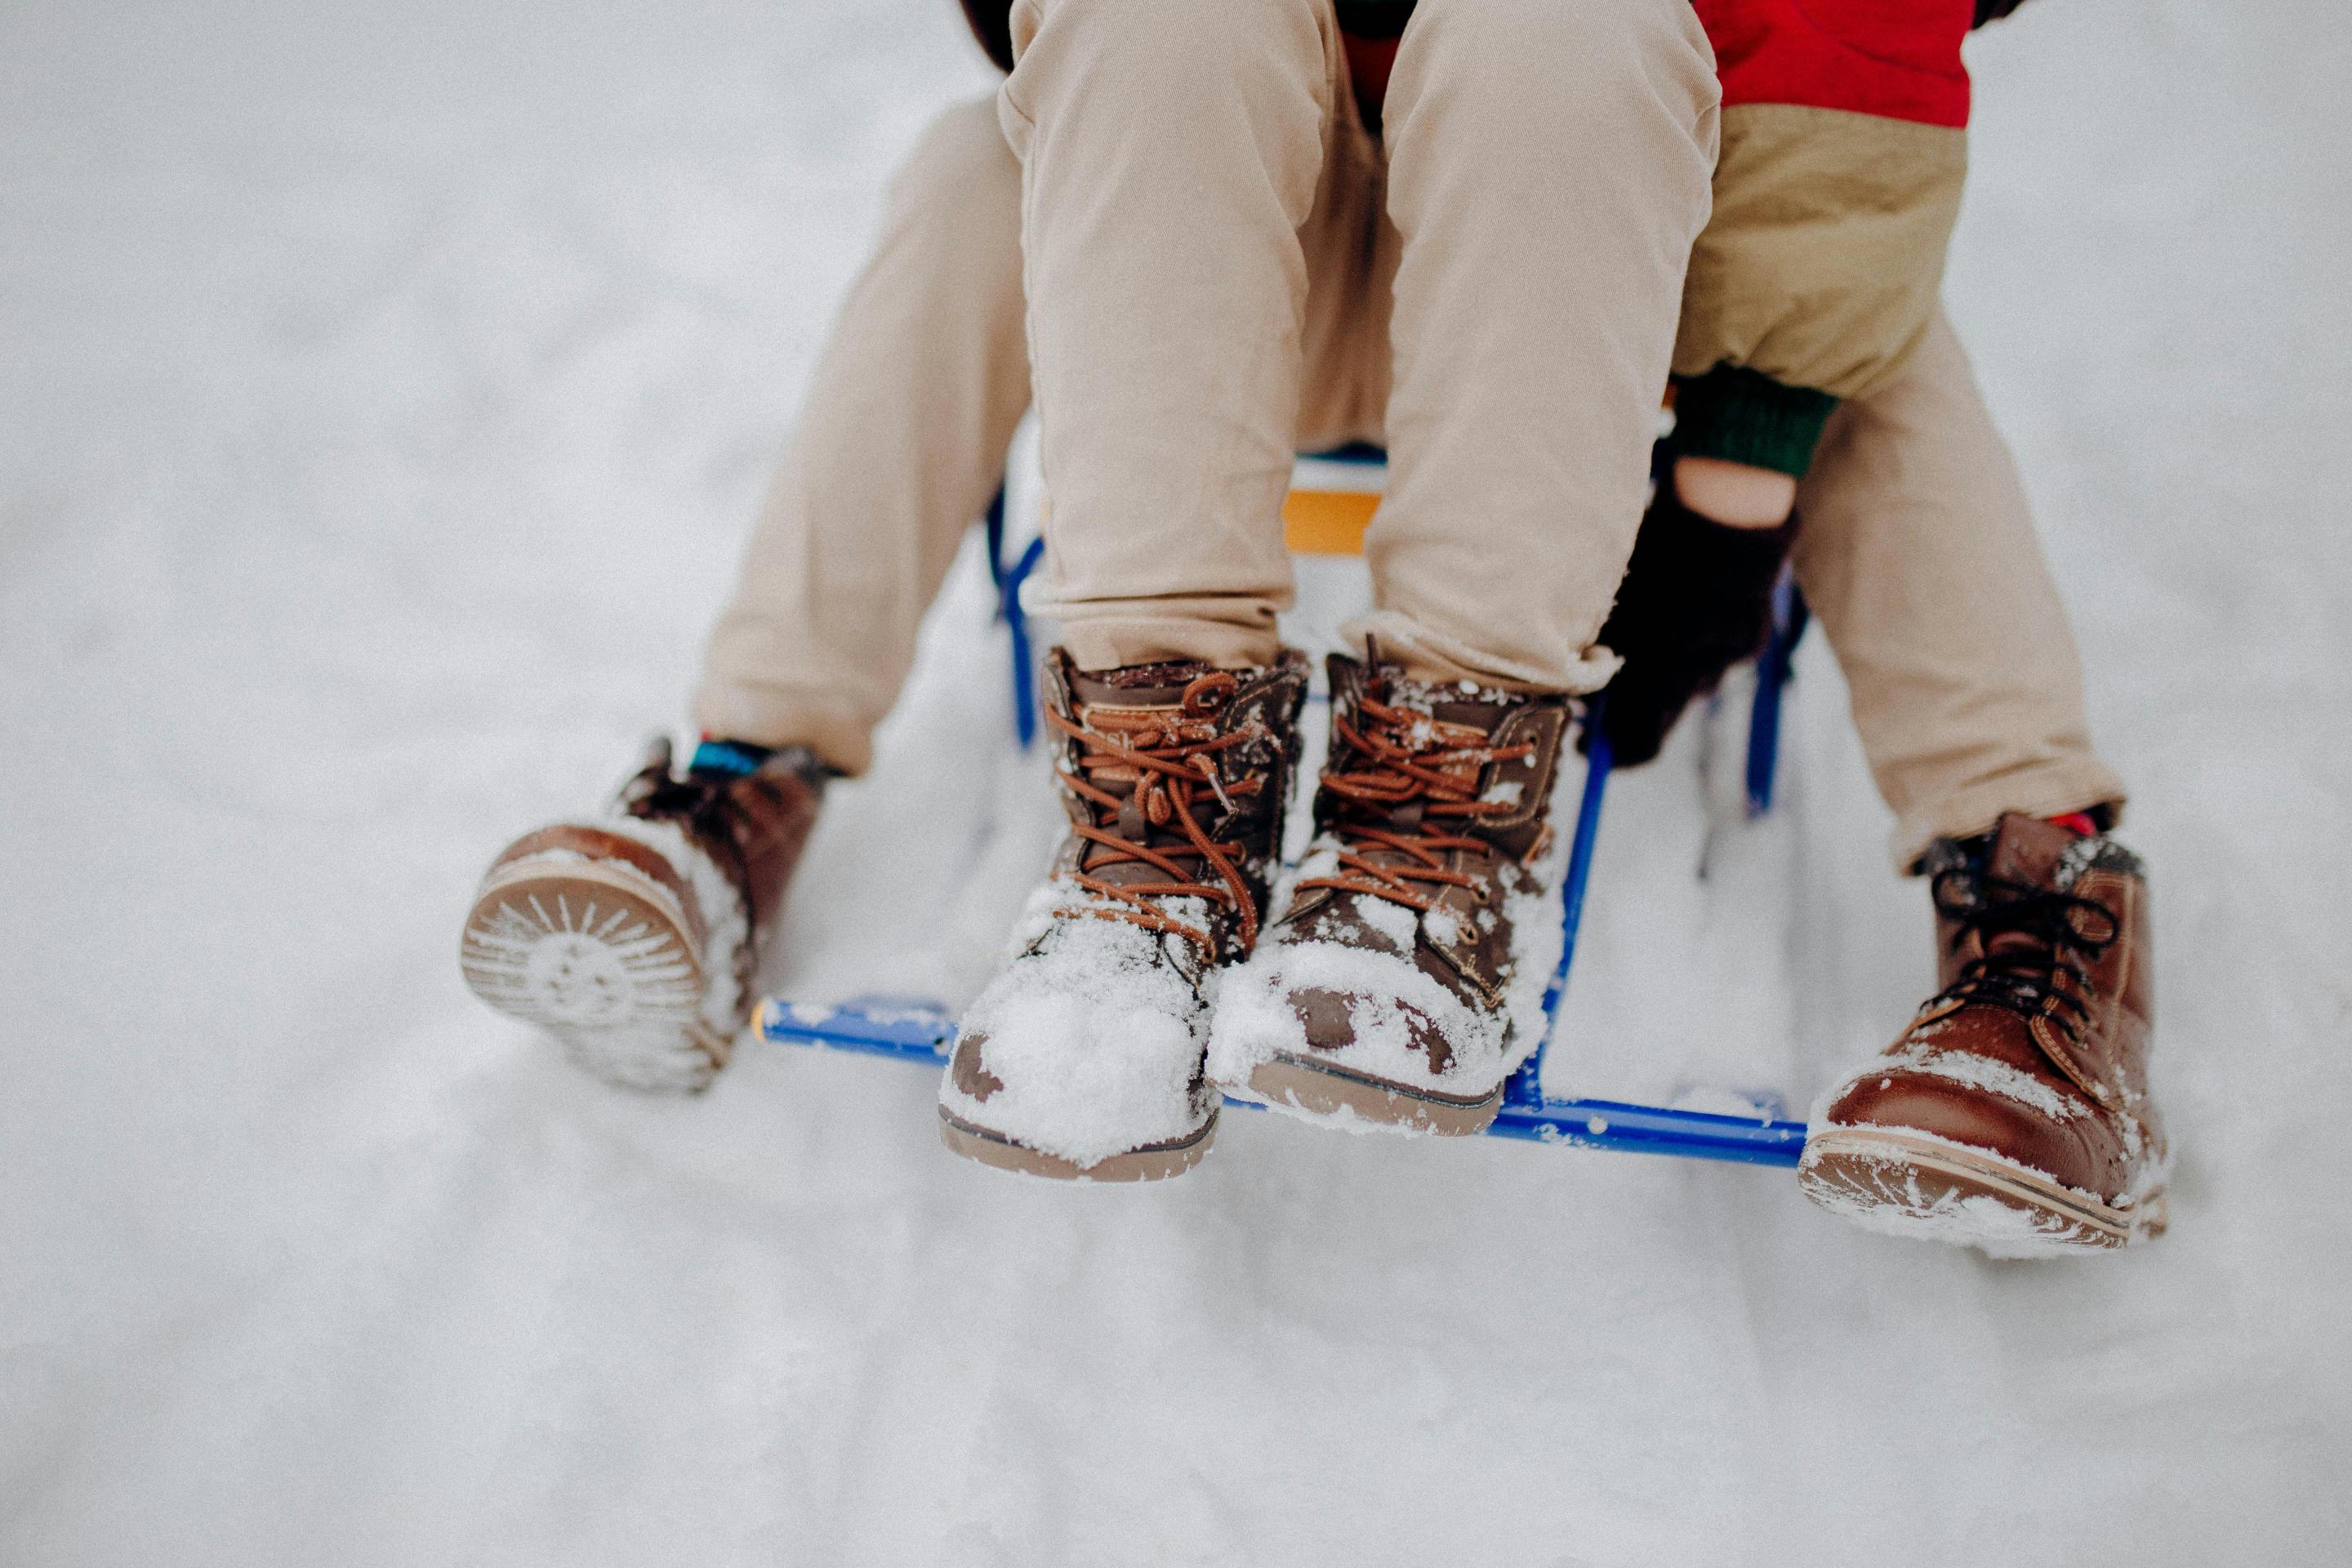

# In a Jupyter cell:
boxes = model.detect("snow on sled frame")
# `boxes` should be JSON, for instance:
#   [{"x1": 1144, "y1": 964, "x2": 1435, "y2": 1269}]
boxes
[{"x1": 757, "y1": 452, "x2": 1812, "y2": 1168}]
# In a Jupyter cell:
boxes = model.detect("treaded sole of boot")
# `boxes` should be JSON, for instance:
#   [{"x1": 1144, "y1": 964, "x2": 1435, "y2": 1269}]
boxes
[
  {"x1": 937, "y1": 1107, "x2": 1216, "y2": 1183},
  {"x1": 1797, "y1": 1126, "x2": 2167, "y2": 1258},
  {"x1": 460, "y1": 856, "x2": 729, "y2": 1094},
  {"x1": 1236, "y1": 1054, "x2": 1502, "y2": 1138}
]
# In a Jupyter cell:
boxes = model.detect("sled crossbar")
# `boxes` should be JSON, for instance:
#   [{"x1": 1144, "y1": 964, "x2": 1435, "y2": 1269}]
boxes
[{"x1": 755, "y1": 998, "x2": 1806, "y2": 1166}]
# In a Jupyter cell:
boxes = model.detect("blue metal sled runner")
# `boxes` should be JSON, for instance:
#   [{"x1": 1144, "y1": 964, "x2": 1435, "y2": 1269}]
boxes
[{"x1": 759, "y1": 460, "x2": 1813, "y2": 1168}]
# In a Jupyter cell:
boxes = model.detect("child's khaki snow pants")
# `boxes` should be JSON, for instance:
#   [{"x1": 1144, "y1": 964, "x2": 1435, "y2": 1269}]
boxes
[
  {"x1": 996, "y1": 0, "x2": 1719, "y2": 693},
  {"x1": 695, "y1": 95, "x2": 2123, "y2": 871}
]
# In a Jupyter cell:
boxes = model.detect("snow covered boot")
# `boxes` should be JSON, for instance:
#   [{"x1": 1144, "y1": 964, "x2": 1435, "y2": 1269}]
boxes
[
  {"x1": 1799, "y1": 814, "x2": 2167, "y2": 1256},
  {"x1": 941, "y1": 649, "x2": 1309, "y2": 1181},
  {"x1": 1209, "y1": 654, "x2": 1575, "y2": 1135},
  {"x1": 459, "y1": 738, "x2": 825, "y2": 1092}
]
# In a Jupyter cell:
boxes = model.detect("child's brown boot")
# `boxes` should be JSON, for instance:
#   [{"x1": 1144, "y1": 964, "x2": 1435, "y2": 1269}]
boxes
[
  {"x1": 941, "y1": 649, "x2": 1308, "y2": 1180},
  {"x1": 1209, "y1": 654, "x2": 1575, "y2": 1135}
]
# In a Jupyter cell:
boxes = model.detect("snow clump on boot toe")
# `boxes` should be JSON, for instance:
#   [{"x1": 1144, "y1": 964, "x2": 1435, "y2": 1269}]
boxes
[{"x1": 942, "y1": 889, "x2": 1217, "y2": 1169}]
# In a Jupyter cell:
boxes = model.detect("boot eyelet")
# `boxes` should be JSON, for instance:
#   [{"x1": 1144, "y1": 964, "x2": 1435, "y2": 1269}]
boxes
[{"x1": 1182, "y1": 671, "x2": 1238, "y2": 716}]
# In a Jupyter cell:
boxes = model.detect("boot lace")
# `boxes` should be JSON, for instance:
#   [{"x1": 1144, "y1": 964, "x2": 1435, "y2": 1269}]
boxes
[
  {"x1": 1298, "y1": 693, "x2": 1535, "y2": 914},
  {"x1": 1047, "y1": 675, "x2": 1265, "y2": 960},
  {"x1": 1929, "y1": 868, "x2": 2120, "y2": 1043}
]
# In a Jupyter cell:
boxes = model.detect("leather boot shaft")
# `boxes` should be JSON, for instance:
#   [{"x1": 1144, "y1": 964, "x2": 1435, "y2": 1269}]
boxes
[
  {"x1": 616, "y1": 738, "x2": 825, "y2": 960},
  {"x1": 1917, "y1": 815, "x2": 2154, "y2": 1117}
]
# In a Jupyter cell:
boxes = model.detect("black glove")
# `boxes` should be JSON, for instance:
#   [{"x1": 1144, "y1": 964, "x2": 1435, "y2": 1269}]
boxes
[
  {"x1": 960, "y1": 0, "x2": 1013, "y2": 72},
  {"x1": 1334, "y1": 0, "x2": 1418, "y2": 40},
  {"x1": 1586, "y1": 487, "x2": 1796, "y2": 768}
]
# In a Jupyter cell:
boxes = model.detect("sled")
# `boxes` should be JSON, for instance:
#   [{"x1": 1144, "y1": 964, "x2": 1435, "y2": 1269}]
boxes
[{"x1": 757, "y1": 447, "x2": 1813, "y2": 1167}]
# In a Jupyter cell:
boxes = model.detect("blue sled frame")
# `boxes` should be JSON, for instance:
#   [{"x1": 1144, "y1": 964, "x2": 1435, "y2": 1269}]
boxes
[{"x1": 757, "y1": 485, "x2": 1813, "y2": 1168}]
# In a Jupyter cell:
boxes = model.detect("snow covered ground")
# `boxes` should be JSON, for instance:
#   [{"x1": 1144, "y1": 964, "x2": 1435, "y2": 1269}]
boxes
[{"x1": 4, "y1": 1, "x2": 2349, "y2": 1561}]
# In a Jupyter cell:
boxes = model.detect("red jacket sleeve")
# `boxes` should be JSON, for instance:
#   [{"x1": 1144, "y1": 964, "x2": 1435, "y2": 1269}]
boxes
[{"x1": 1694, "y1": 0, "x2": 1978, "y2": 127}]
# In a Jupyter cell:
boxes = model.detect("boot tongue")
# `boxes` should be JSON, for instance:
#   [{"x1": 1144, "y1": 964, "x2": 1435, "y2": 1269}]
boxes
[
  {"x1": 1340, "y1": 667, "x2": 1514, "y2": 840},
  {"x1": 1429, "y1": 697, "x2": 1507, "y2": 733},
  {"x1": 1069, "y1": 660, "x2": 1214, "y2": 709},
  {"x1": 1376, "y1": 666, "x2": 1512, "y2": 737},
  {"x1": 1985, "y1": 813, "x2": 2081, "y2": 892},
  {"x1": 1066, "y1": 661, "x2": 1225, "y2": 884}
]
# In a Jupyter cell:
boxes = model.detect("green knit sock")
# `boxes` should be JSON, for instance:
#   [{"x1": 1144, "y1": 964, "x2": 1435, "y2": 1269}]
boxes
[{"x1": 1670, "y1": 365, "x2": 1839, "y2": 479}]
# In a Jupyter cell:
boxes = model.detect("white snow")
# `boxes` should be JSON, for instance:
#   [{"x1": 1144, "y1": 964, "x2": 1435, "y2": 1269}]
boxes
[
  {"x1": 598, "y1": 809, "x2": 750, "y2": 1044},
  {"x1": 1875, "y1": 1036, "x2": 2087, "y2": 1124},
  {"x1": 5, "y1": 1, "x2": 2351, "y2": 1563}
]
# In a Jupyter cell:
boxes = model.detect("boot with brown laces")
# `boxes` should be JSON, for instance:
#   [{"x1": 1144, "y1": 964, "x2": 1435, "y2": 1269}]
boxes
[
  {"x1": 1799, "y1": 813, "x2": 2167, "y2": 1256},
  {"x1": 459, "y1": 738, "x2": 826, "y2": 1092},
  {"x1": 1208, "y1": 653, "x2": 1575, "y2": 1135},
  {"x1": 940, "y1": 648, "x2": 1309, "y2": 1181}
]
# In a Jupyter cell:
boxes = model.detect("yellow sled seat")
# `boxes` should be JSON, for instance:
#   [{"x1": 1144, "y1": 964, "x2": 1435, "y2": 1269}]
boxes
[{"x1": 1281, "y1": 451, "x2": 1386, "y2": 557}]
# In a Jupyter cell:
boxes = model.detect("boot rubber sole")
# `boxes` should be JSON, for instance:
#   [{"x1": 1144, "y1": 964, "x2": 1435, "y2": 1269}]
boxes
[
  {"x1": 1798, "y1": 1125, "x2": 2167, "y2": 1257},
  {"x1": 937, "y1": 1107, "x2": 1216, "y2": 1183},
  {"x1": 460, "y1": 853, "x2": 730, "y2": 1093},
  {"x1": 1235, "y1": 1054, "x2": 1502, "y2": 1137}
]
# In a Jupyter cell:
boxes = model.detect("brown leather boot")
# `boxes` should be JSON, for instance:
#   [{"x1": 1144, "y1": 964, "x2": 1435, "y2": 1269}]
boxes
[
  {"x1": 1799, "y1": 814, "x2": 2167, "y2": 1255},
  {"x1": 459, "y1": 739, "x2": 824, "y2": 1091},
  {"x1": 1208, "y1": 653, "x2": 1575, "y2": 1135},
  {"x1": 941, "y1": 649, "x2": 1309, "y2": 1180}
]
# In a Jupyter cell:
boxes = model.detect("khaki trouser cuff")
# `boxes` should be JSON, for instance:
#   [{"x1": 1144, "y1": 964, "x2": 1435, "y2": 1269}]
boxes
[
  {"x1": 689, "y1": 684, "x2": 878, "y2": 778},
  {"x1": 1054, "y1": 612, "x2": 1285, "y2": 675},
  {"x1": 1891, "y1": 758, "x2": 2129, "y2": 875},
  {"x1": 1339, "y1": 611, "x2": 1618, "y2": 696}
]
